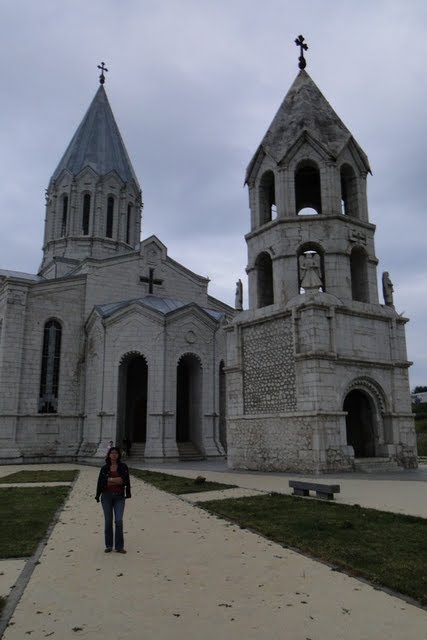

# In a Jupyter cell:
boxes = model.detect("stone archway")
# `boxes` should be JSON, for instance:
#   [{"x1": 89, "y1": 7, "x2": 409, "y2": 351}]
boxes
[
  {"x1": 118, "y1": 353, "x2": 148, "y2": 445},
  {"x1": 176, "y1": 354, "x2": 202, "y2": 444},
  {"x1": 343, "y1": 389, "x2": 376, "y2": 457}
]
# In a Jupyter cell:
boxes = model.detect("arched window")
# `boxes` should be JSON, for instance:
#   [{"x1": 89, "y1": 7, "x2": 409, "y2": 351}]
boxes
[
  {"x1": 295, "y1": 161, "x2": 322, "y2": 215},
  {"x1": 259, "y1": 171, "x2": 276, "y2": 225},
  {"x1": 297, "y1": 244, "x2": 325, "y2": 293},
  {"x1": 219, "y1": 360, "x2": 226, "y2": 452},
  {"x1": 350, "y1": 246, "x2": 369, "y2": 302},
  {"x1": 61, "y1": 195, "x2": 68, "y2": 236},
  {"x1": 82, "y1": 194, "x2": 91, "y2": 235},
  {"x1": 341, "y1": 164, "x2": 359, "y2": 217},
  {"x1": 255, "y1": 251, "x2": 274, "y2": 308},
  {"x1": 126, "y1": 204, "x2": 132, "y2": 245},
  {"x1": 106, "y1": 196, "x2": 114, "y2": 238},
  {"x1": 39, "y1": 320, "x2": 62, "y2": 414}
]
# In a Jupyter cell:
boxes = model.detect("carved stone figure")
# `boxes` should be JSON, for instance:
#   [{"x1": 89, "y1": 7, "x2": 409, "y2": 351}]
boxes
[
  {"x1": 235, "y1": 279, "x2": 243, "y2": 310},
  {"x1": 382, "y1": 271, "x2": 394, "y2": 308}
]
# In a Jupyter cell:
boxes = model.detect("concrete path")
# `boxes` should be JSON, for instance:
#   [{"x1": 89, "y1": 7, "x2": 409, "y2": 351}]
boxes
[{"x1": 1, "y1": 463, "x2": 427, "y2": 639}]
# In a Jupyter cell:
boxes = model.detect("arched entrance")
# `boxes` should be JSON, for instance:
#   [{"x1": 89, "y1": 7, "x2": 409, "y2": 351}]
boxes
[
  {"x1": 176, "y1": 354, "x2": 202, "y2": 444},
  {"x1": 344, "y1": 389, "x2": 376, "y2": 457},
  {"x1": 118, "y1": 353, "x2": 148, "y2": 445}
]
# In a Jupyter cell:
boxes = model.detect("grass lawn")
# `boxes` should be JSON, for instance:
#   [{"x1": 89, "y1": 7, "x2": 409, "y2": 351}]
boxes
[
  {"x1": 0, "y1": 470, "x2": 78, "y2": 484},
  {"x1": 0, "y1": 486, "x2": 70, "y2": 558},
  {"x1": 199, "y1": 493, "x2": 427, "y2": 606},
  {"x1": 130, "y1": 468, "x2": 236, "y2": 494}
]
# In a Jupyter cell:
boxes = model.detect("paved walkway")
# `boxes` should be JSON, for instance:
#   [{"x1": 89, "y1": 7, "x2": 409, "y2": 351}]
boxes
[{"x1": 1, "y1": 462, "x2": 427, "y2": 639}]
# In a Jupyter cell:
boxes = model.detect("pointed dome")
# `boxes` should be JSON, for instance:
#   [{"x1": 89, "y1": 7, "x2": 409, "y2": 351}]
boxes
[
  {"x1": 246, "y1": 70, "x2": 370, "y2": 182},
  {"x1": 49, "y1": 85, "x2": 140, "y2": 188}
]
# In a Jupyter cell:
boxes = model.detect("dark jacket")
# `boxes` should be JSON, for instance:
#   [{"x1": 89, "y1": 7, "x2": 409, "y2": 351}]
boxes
[{"x1": 96, "y1": 461, "x2": 131, "y2": 501}]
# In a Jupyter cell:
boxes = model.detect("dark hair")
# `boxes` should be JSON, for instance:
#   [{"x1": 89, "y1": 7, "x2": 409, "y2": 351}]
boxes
[{"x1": 105, "y1": 446, "x2": 122, "y2": 464}]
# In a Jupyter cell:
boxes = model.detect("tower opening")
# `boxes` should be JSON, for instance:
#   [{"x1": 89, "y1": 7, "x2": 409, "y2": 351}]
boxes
[
  {"x1": 82, "y1": 194, "x2": 91, "y2": 235},
  {"x1": 176, "y1": 354, "x2": 202, "y2": 444},
  {"x1": 255, "y1": 252, "x2": 274, "y2": 308},
  {"x1": 106, "y1": 196, "x2": 114, "y2": 238},
  {"x1": 350, "y1": 246, "x2": 369, "y2": 302},
  {"x1": 344, "y1": 389, "x2": 376, "y2": 457},
  {"x1": 61, "y1": 195, "x2": 68, "y2": 236},
  {"x1": 295, "y1": 161, "x2": 321, "y2": 214},
  {"x1": 259, "y1": 170, "x2": 276, "y2": 225},
  {"x1": 341, "y1": 164, "x2": 359, "y2": 217}
]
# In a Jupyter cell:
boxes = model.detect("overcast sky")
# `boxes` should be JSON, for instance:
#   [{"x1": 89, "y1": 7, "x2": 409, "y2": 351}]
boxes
[{"x1": 1, "y1": 1, "x2": 426, "y2": 388}]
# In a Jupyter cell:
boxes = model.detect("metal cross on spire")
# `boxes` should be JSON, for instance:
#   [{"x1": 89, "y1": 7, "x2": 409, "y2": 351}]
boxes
[
  {"x1": 97, "y1": 62, "x2": 109, "y2": 85},
  {"x1": 295, "y1": 35, "x2": 308, "y2": 70}
]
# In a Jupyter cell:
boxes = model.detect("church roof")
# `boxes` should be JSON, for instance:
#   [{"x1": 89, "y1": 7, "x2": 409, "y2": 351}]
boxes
[
  {"x1": 49, "y1": 85, "x2": 140, "y2": 188},
  {"x1": 96, "y1": 295, "x2": 224, "y2": 321},
  {"x1": 0, "y1": 269, "x2": 40, "y2": 281},
  {"x1": 246, "y1": 69, "x2": 370, "y2": 182}
]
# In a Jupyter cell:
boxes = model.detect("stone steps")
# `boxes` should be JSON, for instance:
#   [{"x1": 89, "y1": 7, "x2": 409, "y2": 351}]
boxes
[
  {"x1": 353, "y1": 457, "x2": 401, "y2": 473},
  {"x1": 177, "y1": 441, "x2": 206, "y2": 461},
  {"x1": 123, "y1": 441, "x2": 206, "y2": 462}
]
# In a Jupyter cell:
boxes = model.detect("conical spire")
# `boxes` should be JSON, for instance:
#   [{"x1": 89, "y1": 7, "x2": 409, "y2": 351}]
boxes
[
  {"x1": 246, "y1": 69, "x2": 370, "y2": 183},
  {"x1": 49, "y1": 85, "x2": 140, "y2": 188}
]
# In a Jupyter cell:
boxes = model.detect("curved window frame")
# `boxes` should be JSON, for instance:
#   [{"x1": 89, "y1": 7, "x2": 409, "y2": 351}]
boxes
[
  {"x1": 82, "y1": 193, "x2": 91, "y2": 235},
  {"x1": 61, "y1": 194, "x2": 68, "y2": 237},
  {"x1": 38, "y1": 319, "x2": 62, "y2": 414},
  {"x1": 106, "y1": 196, "x2": 115, "y2": 238}
]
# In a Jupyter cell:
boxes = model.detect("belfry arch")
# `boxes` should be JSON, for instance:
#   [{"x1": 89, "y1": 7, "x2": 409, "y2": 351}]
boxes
[
  {"x1": 117, "y1": 352, "x2": 148, "y2": 445},
  {"x1": 258, "y1": 170, "x2": 276, "y2": 225},
  {"x1": 255, "y1": 251, "x2": 274, "y2": 308},
  {"x1": 295, "y1": 160, "x2": 322, "y2": 215}
]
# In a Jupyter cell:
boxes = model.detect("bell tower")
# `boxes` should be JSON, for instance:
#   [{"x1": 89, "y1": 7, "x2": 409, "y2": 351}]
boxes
[
  {"x1": 225, "y1": 38, "x2": 417, "y2": 473},
  {"x1": 39, "y1": 63, "x2": 142, "y2": 277}
]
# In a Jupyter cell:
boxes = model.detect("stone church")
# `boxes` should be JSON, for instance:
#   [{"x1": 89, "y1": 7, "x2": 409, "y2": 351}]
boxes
[{"x1": 0, "y1": 49, "x2": 417, "y2": 471}]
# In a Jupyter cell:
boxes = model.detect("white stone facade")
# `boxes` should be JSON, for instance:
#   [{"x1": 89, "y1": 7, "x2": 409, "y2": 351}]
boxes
[
  {"x1": 225, "y1": 69, "x2": 417, "y2": 472},
  {"x1": 0, "y1": 67, "x2": 417, "y2": 471},
  {"x1": 0, "y1": 84, "x2": 232, "y2": 465}
]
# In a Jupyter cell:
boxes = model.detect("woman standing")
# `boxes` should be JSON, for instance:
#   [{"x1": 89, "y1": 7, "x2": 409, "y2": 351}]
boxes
[{"x1": 95, "y1": 447, "x2": 131, "y2": 553}]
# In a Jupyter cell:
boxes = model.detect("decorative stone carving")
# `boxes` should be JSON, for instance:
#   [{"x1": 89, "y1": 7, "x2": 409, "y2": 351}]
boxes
[
  {"x1": 235, "y1": 279, "x2": 243, "y2": 310},
  {"x1": 382, "y1": 271, "x2": 394, "y2": 308}
]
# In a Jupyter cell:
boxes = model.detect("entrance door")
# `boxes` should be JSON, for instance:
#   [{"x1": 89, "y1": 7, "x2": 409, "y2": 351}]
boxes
[
  {"x1": 176, "y1": 354, "x2": 202, "y2": 443},
  {"x1": 119, "y1": 354, "x2": 148, "y2": 444},
  {"x1": 344, "y1": 389, "x2": 375, "y2": 457}
]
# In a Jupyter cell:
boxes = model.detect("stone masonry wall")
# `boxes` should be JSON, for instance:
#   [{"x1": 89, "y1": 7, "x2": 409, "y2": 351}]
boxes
[{"x1": 242, "y1": 317, "x2": 296, "y2": 414}]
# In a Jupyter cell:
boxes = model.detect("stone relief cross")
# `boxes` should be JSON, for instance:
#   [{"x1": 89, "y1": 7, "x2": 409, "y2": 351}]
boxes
[
  {"x1": 295, "y1": 35, "x2": 308, "y2": 69},
  {"x1": 140, "y1": 268, "x2": 163, "y2": 294}
]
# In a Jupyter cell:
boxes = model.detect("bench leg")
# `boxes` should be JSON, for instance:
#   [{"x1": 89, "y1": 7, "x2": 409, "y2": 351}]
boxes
[
  {"x1": 293, "y1": 488, "x2": 310, "y2": 497},
  {"x1": 316, "y1": 491, "x2": 334, "y2": 500}
]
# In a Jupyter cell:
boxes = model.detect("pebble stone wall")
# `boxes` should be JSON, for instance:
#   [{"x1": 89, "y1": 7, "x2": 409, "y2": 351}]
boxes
[{"x1": 242, "y1": 317, "x2": 296, "y2": 413}]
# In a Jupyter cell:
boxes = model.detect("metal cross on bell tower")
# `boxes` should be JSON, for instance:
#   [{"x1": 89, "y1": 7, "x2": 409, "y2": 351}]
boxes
[
  {"x1": 97, "y1": 61, "x2": 109, "y2": 85},
  {"x1": 295, "y1": 35, "x2": 308, "y2": 70}
]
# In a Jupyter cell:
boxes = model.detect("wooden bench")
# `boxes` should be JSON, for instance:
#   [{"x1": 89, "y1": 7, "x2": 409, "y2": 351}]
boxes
[{"x1": 289, "y1": 480, "x2": 340, "y2": 500}]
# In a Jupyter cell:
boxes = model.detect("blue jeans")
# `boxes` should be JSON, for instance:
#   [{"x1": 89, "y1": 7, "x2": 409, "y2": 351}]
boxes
[{"x1": 101, "y1": 493, "x2": 126, "y2": 550}]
